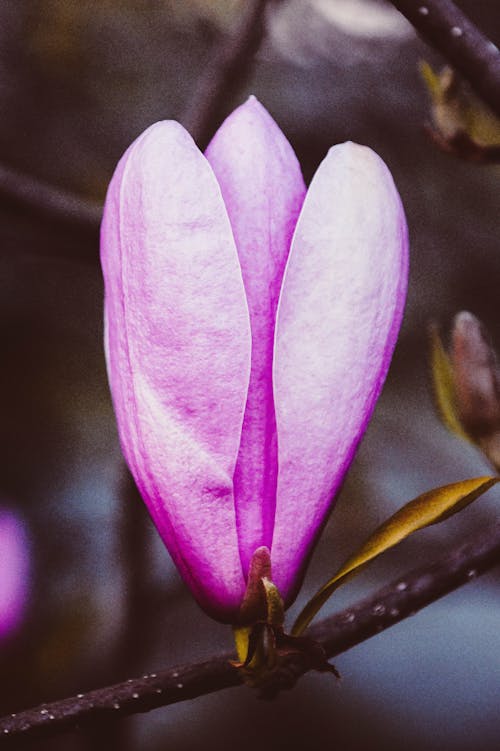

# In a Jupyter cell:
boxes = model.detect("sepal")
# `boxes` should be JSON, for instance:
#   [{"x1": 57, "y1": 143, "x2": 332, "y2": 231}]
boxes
[{"x1": 232, "y1": 547, "x2": 339, "y2": 696}]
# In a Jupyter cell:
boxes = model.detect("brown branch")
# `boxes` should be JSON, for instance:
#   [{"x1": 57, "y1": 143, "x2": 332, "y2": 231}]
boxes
[
  {"x1": 389, "y1": 0, "x2": 500, "y2": 118},
  {"x1": 0, "y1": 1, "x2": 270, "y2": 250},
  {"x1": 115, "y1": 469, "x2": 156, "y2": 670},
  {"x1": 181, "y1": 0, "x2": 272, "y2": 149},
  {"x1": 4, "y1": 1, "x2": 499, "y2": 242},
  {"x1": 2, "y1": 522, "x2": 500, "y2": 743},
  {"x1": 0, "y1": 163, "x2": 102, "y2": 235}
]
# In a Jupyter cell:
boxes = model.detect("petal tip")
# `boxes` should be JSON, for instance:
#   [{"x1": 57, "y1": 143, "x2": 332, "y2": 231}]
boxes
[
  {"x1": 130, "y1": 119, "x2": 194, "y2": 159},
  {"x1": 209, "y1": 96, "x2": 283, "y2": 147},
  {"x1": 242, "y1": 94, "x2": 267, "y2": 113},
  {"x1": 326, "y1": 140, "x2": 382, "y2": 165}
]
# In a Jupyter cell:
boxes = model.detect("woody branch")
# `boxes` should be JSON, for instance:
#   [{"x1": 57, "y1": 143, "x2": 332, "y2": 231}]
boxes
[{"x1": 2, "y1": 522, "x2": 500, "y2": 743}]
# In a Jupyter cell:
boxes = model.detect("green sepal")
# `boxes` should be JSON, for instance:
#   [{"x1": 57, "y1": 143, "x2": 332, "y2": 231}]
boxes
[
  {"x1": 231, "y1": 548, "x2": 338, "y2": 694},
  {"x1": 237, "y1": 546, "x2": 274, "y2": 626},
  {"x1": 232, "y1": 546, "x2": 285, "y2": 668},
  {"x1": 261, "y1": 577, "x2": 284, "y2": 628}
]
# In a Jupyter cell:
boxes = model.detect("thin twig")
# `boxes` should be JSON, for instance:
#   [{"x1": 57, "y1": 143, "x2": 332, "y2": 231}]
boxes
[
  {"x1": 181, "y1": 0, "x2": 271, "y2": 148},
  {"x1": 116, "y1": 469, "x2": 154, "y2": 671},
  {"x1": 0, "y1": 1, "x2": 270, "y2": 247},
  {"x1": 2, "y1": 522, "x2": 500, "y2": 743},
  {"x1": 389, "y1": 0, "x2": 500, "y2": 118},
  {"x1": 0, "y1": 163, "x2": 101, "y2": 235},
  {"x1": 2, "y1": 1, "x2": 500, "y2": 243}
]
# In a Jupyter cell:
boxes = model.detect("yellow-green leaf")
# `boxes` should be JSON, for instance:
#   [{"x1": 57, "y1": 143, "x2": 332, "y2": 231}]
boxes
[
  {"x1": 430, "y1": 324, "x2": 470, "y2": 441},
  {"x1": 420, "y1": 60, "x2": 441, "y2": 98},
  {"x1": 292, "y1": 476, "x2": 498, "y2": 636},
  {"x1": 233, "y1": 625, "x2": 252, "y2": 664},
  {"x1": 420, "y1": 61, "x2": 500, "y2": 147},
  {"x1": 420, "y1": 61, "x2": 500, "y2": 163}
]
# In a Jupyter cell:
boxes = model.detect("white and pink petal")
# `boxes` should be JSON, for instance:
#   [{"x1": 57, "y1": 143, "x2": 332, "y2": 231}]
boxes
[
  {"x1": 205, "y1": 98, "x2": 306, "y2": 576},
  {"x1": 272, "y1": 142, "x2": 409, "y2": 603},
  {"x1": 101, "y1": 121, "x2": 252, "y2": 621}
]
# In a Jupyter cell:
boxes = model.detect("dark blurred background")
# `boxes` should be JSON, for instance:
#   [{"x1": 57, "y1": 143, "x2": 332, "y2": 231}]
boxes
[{"x1": 1, "y1": 1, "x2": 500, "y2": 749}]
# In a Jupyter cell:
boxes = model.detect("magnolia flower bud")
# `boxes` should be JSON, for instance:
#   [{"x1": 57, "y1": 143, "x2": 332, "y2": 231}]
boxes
[
  {"x1": 101, "y1": 97, "x2": 408, "y2": 623},
  {"x1": 420, "y1": 62, "x2": 500, "y2": 164},
  {"x1": 450, "y1": 312, "x2": 500, "y2": 467},
  {"x1": 0, "y1": 509, "x2": 29, "y2": 642}
]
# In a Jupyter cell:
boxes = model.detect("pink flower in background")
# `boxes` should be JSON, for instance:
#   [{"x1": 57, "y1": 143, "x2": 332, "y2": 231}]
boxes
[
  {"x1": 0, "y1": 509, "x2": 29, "y2": 641},
  {"x1": 101, "y1": 97, "x2": 408, "y2": 623}
]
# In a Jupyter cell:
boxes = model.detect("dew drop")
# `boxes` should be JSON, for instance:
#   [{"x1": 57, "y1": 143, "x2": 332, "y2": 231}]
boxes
[
  {"x1": 176, "y1": 683, "x2": 184, "y2": 689},
  {"x1": 113, "y1": 703, "x2": 120, "y2": 710},
  {"x1": 127, "y1": 679, "x2": 133, "y2": 683},
  {"x1": 155, "y1": 688, "x2": 162, "y2": 695},
  {"x1": 40, "y1": 709, "x2": 48, "y2": 715},
  {"x1": 396, "y1": 581, "x2": 407, "y2": 592},
  {"x1": 451, "y1": 26, "x2": 463, "y2": 37},
  {"x1": 172, "y1": 671, "x2": 179, "y2": 678},
  {"x1": 10, "y1": 714, "x2": 16, "y2": 718},
  {"x1": 343, "y1": 612, "x2": 355, "y2": 624},
  {"x1": 49, "y1": 715, "x2": 55, "y2": 721},
  {"x1": 372, "y1": 604, "x2": 386, "y2": 616},
  {"x1": 467, "y1": 568, "x2": 477, "y2": 578},
  {"x1": 150, "y1": 673, "x2": 157, "y2": 679},
  {"x1": 77, "y1": 694, "x2": 84, "y2": 699},
  {"x1": 132, "y1": 693, "x2": 139, "y2": 699},
  {"x1": 3, "y1": 729, "x2": 10, "y2": 735},
  {"x1": 389, "y1": 608, "x2": 400, "y2": 617},
  {"x1": 418, "y1": 6, "x2": 429, "y2": 15}
]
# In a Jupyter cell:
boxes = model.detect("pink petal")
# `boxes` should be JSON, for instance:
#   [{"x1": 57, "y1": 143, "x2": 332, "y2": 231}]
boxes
[
  {"x1": 101, "y1": 122, "x2": 252, "y2": 621},
  {"x1": 272, "y1": 142, "x2": 409, "y2": 603},
  {"x1": 205, "y1": 97, "x2": 306, "y2": 576},
  {"x1": 0, "y1": 510, "x2": 29, "y2": 642}
]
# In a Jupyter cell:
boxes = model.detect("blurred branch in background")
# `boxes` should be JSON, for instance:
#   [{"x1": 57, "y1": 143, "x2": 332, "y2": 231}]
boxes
[
  {"x1": 116, "y1": 469, "x2": 154, "y2": 674},
  {"x1": 80, "y1": 470, "x2": 153, "y2": 751},
  {"x1": 389, "y1": 0, "x2": 500, "y2": 118},
  {"x1": 0, "y1": 0, "x2": 272, "y2": 248},
  {"x1": 1, "y1": 0, "x2": 500, "y2": 242},
  {"x1": 0, "y1": 162, "x2": 100, "y2": 243},
  {"x1": 3, "y1": 521, "x2": 500, "y2": 743},
  {"x1": 181, "y1": 0, "x2": 273, "y2": 148}
]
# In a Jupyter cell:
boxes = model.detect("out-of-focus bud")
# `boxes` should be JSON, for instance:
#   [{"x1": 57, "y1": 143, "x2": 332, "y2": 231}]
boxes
[
  {"x1": 0, "y1": 508, "x2": 30, "y2": 643},
  {"x1": 420, "y1": 62, "x2": 500, "y2": 164},
  {"x1": 431, "y1": 312, "x2": 500, "y2": 469}
]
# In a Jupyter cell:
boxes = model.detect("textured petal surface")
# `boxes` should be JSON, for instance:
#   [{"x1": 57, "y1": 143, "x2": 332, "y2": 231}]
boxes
[
  {"x1": 0, "y1": 510, "x2": 29, "y2": 642},
  {"x1": 272, "y1": 142, "x2": 409, "y2": 603},
  {"x1": 101, "y1": 122, "x2": 251, "y2": 621},
  {"x1": 205, "y1": 97, "x2": 306, "y2": 576}
]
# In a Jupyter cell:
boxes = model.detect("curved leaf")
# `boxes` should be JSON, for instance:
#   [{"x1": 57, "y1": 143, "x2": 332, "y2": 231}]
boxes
[
  {"x1": 430, "y1": 324, "x2": 470, "y2": 441},
  {"x1": 292, "y1": 476, "x2": 498, "y2": 635}
]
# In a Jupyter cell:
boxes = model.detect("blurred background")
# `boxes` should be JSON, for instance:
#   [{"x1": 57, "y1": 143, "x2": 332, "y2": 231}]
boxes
[{"x1": 1, "y1": 1, "x2": 500, "y2": 749}]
